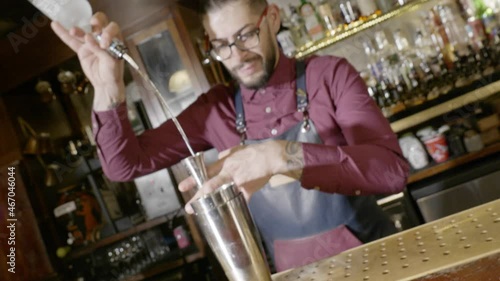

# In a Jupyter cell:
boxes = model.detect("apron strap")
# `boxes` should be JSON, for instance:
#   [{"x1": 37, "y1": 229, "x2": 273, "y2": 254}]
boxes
[{"x1": 234, "y1": 60, "x2": 309, "y2": 142}]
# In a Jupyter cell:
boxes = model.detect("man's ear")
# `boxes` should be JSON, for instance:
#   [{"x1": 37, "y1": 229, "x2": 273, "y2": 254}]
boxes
[{"x1": 267, "y1": 4, "x2": 282, "y2": 35}]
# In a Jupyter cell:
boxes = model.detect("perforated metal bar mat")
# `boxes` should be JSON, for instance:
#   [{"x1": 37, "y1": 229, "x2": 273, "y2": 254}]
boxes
[{"x1": 272, "y1": 199, "x2": 500, "y2": 281}]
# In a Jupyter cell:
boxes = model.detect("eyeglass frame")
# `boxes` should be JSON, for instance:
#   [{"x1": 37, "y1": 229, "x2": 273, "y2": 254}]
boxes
[{"x1": 208, "y1": 6, "x2": 269, "y2": 61}]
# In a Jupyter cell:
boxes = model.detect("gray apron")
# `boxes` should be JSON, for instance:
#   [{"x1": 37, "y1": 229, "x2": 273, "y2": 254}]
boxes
[{"x1": 234, "y1": 61, "x2": 396, "y2": 272}]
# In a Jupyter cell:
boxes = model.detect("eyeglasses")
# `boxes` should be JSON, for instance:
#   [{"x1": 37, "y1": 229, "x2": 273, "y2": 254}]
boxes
[{"x1": 209, "y1": 6, "x2": 268, "y2": 61}]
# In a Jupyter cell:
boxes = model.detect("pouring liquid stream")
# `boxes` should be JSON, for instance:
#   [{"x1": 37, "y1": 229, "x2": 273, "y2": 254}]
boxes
[{"x1": 122, "y1": 53, "x2": 196, "y2": 157}]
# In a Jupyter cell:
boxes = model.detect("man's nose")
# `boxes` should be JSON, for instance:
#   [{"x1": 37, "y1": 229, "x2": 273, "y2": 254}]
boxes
[{"x1": 230, "y1": 44, "x2": 248, "y2": 61}]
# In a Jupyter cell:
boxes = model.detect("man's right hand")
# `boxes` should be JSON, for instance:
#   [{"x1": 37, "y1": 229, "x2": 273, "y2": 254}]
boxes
[{"x1": 51, "y1": 12, "x2": 126, "y2": 111}]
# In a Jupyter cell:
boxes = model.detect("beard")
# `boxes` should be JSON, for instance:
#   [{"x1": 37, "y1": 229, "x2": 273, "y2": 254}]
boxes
[{"x1": 230, "y1": 49, "x2": 277, "y2": 90}]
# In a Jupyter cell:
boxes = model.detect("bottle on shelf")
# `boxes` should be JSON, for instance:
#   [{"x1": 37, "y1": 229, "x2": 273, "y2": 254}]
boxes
[
  {"x1": 438, "y1": 4, "x2": 470, "y2": 56},
  {"x1": 299, "y1": 0, "x2": 326, "y2": 41},
  {"x1": 414, "y1": 28, "x2": 440, "y2": 69},
  {"x1": 374, "y1": 30, "x2": 401, "y2": 76},
  {"x1": 277, "y1": 9, "x2": 299, "y2": 56},
  {"x1": 357, "y1": 0, "x2": 381, "y2": 20},
  {"x1": 339, "y1": 0, "x2": 361, "y2": 26},
  {"x1": 289, "y1": 5, "x2": 313, "y2": 47},
  {"x1": 376, "y1": 0, "x2": 397, "y2": 14},
  {"x1": 362, "y1": 39, "x2": 381, "y2": 80},
  {"x1": 317, "y1": 0, "x2": 340, "y2": 36},
  {"x1": 377, "y1": 78, "x2": 394, "y2": 117},
  {"x1": 428, "y1": 6, "x2": 462, "y2": 70}
]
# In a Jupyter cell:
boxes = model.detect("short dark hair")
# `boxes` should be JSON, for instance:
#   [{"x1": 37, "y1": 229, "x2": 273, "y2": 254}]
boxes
[{"x1": 199, "y1": 0, "x2": 268, "y2": 15}]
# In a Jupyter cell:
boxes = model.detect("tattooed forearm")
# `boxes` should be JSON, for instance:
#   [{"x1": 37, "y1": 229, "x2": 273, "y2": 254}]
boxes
[{"x1": 284, "y1": 141, "x2": 304, "y2": 179}]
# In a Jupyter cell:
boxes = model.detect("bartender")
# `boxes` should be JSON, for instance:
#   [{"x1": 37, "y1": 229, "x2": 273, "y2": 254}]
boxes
[{"x1": 51, "y1": 0, "x2": 410, "y2": 272}]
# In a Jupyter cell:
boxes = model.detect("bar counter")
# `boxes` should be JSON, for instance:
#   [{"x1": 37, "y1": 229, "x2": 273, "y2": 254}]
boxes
[{"x1": 272, "y1": 199, "x2": 500, "y2": 281}]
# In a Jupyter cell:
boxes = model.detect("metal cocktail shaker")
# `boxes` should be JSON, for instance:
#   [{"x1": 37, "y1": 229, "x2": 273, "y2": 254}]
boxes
[{"x1": 191, "y1": 183, "x2": 272, "y2": 281}]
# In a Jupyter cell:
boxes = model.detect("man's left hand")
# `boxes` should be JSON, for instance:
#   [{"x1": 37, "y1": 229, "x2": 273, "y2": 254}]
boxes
[{"x1": 179, "y1": 140, "x2": 304, "y2": 213}]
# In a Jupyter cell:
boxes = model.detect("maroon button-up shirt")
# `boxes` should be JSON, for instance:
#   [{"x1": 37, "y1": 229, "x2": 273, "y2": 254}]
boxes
[{"x1": 92, "y1": 53, "x2": 409, "y2": 195}]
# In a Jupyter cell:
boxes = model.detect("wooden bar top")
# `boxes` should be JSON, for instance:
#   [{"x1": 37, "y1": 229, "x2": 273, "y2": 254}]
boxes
[{"x1": 272, "y1": 199, "x2": 500, "y2": 281}]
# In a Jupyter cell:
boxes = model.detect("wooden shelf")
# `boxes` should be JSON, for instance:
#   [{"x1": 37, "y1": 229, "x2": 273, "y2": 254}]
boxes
[
  {"x1": 67, "y1": 209, "x2": 183, "y2": 260},
  {"x1": 122, "y1": 250, "x2": 204, "y2": 281},
  {"x1": 294, "y1": 0, "x2": 434, "y2": 59},
  {"x1": 390, "y1": 80, "x2": 500, "y2": 133},
  {"x1": 407, "y1": 142, "x2": 500, "y2": 184}
]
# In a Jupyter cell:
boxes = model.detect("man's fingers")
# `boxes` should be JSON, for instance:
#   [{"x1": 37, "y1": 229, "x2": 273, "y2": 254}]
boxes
[
  {"x1": 179, "y1": 176, "x2": 197, "y2": 192},
  {"x1": 90, "y1": 12, "x2": 109, "y2": 33},
  {"x1": 202, "y1": 172, "x2": 232, "y2": 193},
  {"x1": 99, "y1": 21, "x2": 122, "y2": 49},
  {"x1": 206, "y1": 159, "x2": 224, "y2": 179},
  {"x1": 84, "y1": 33, "x2": 108, "y2": 57},
  {"x1": 51, "y1": 21, "x2": 83, "y2": 53},
  {"x1": 69, "y1": 27, "x2": 86, "y2": 39}
]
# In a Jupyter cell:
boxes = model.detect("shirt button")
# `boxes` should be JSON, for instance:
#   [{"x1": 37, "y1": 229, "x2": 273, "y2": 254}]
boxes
[
  {"x1": 271, "y1": 128, "x2": 278, "y2": 135},
  {"x1": 259, "y1": 89, "x2": 266, "y2": 95},
  {"x1": 265, "y1": 106, "x2": 272, "y2": 113},
  {"x1": 355, "y1": 190, "x2": 361, "y2": 195},
  {"x1": 93, "y1": 123, "x2": 98, "y2": 130}
]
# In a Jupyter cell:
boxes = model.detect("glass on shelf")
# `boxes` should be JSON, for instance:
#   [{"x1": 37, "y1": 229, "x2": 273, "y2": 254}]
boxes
[{"x1": 317, "y1": 0, "x2": 341, "y2": 36}]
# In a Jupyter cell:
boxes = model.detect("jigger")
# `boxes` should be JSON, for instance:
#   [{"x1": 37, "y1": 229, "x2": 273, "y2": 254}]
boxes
[
  {"x1": 191, "y1": 183, "x2": 272, "y2": 281},
  {"x1": 181, "y1": 152, "x2": 209, "y2": 190}
]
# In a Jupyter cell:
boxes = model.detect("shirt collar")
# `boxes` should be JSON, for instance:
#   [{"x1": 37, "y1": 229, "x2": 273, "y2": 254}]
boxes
[{"x1": 240, "y1": 51, "x2": 296, "y2": 102}]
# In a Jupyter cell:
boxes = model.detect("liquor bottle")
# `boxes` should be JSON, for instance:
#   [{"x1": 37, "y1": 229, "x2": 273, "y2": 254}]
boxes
[
  {"x1": 429, "y1": 6, "x2": 459, "y2": 69},
  {"x1": 374, "y1": 30, "x2": 400, "y2": 76},
  {"x1": 289, "y1": 5, "x2": 312, "y2": 46},
  {"x1": 387, "y1": 76, "x2": 407, "y2": 114},
  {"x1": 460, "y1": 0, "x2": 489, "y2": 47},
  {"x1": 377, "y1": 79, "x2": 394, "y2": 117},
  {"x1": 368, "y1": 84, "x2": 386, "y2": 113},
  {"x1": 339, "y1": 0, "x2": 361, "y2": 25},
  {"x1": 414, "y1": 29, "x2": 439, "y2": 63},
  {"x1": 28, "y1": 0, "x2": 93, "y2": 32},
  {"x1": 278, "y1": 9, "x2": 299, "y2": 55},
  {"x1": 438, "y1": 5, "x2": 470, "y2": 56},
  {"x1": 393, "y1": 30, "x2": 417, "y2": 97},
  {"x1": 363, "y1": 39, "x2": 381, "y2": 80},
  {"x1": 357, "y1": 0, "x2": 381, "y2": 20},
  {"x1": 277, "y1": 26, "x2": 298, "y2": 56},
  {"x1": 393, "y1": 72, "x2": 412, "y2": 106},
  {"x1": 317, "y1": 0, "x2": 339, "y2": 35},
  {"x1": 376, "y1": 0, "x2": 396, "y2": 14},
  {"x1": 299, "y1": 0, "x2": 325, "y2": 41}
]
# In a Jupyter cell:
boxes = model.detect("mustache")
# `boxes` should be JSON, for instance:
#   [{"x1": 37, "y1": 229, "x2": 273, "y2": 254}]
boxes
[{"x1": 234, "y1": 56, "x2": 261, "y2": 71}]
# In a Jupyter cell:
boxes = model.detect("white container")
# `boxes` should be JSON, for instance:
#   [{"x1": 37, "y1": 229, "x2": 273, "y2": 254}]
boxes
[
  {"x1": 399, "y1": 134, "x2": 429, "y2": 170},
  {"x1": 463, "y1": 130, "x2": 484, "y2": 152},
  {"x1": 28, "y1": 0, "x2": 93, "y2": 31},
  {"x1": 357, "y1": 0, "x2": 379, "y2": 16}
]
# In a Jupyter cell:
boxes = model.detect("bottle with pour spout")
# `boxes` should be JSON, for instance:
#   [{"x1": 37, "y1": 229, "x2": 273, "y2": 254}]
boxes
[
  {"x1": 28, "y1": 0, "x2": 93, "y2": 32},
  {"x1": 29, "y1": 0, "x2": 196, "y2": 156},
  {"x1": 28, "y1": 0, "x2": 133, "y2": 63}
]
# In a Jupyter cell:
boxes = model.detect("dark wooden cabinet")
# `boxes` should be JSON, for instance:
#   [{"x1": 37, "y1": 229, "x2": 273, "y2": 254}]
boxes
[
  {"x1": 0, "y1": 164, "x2": 56, "y2": 281},
  {"x1": 0, "y1": 100, "x2": 21, "y2": 167}
]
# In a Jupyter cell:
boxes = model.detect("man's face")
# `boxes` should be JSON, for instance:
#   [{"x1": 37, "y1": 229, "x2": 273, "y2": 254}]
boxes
[{"x1": 203, "y1": 2, "x2": 280, "y2": 89}]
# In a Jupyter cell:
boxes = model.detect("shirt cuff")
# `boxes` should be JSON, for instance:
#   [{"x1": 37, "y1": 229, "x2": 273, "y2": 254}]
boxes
[
  {"x1": 301, "y1": 143, "x2": 342, "y2": 192},
  {"x1": 91, "y1": 103, "x2": 128, "y2": 132}
]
